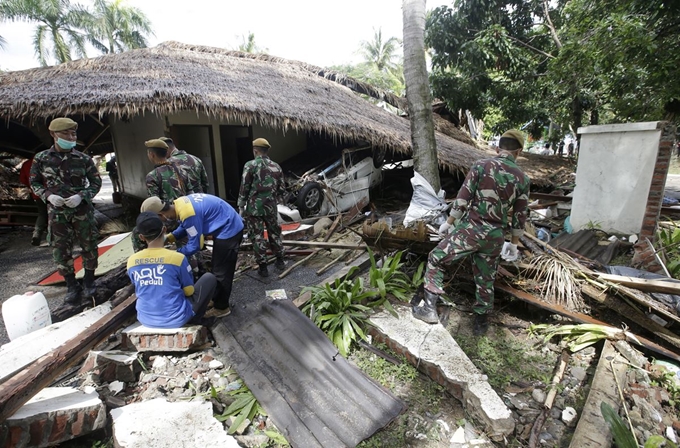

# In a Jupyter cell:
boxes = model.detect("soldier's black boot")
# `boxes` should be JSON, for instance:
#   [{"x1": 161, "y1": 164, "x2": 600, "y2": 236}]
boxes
[
  {"x1": 275, "y1": 255, "x2": 286, "y2": 271},
  {"x1": 411, "y1": 290, "x2": 439, "y2": 324},
  {"x1": 83, "y1": 269, "x2": 96, "y2": 298},
  {"x1": 64, "y1": 273, "x2": 82, "y2": 305},
  {"x1": 473, "y1": 313, "x2": 489, "y2": 336},
  {"x1": 258, "y1": 263, "x2": 269, "y2": 277}
]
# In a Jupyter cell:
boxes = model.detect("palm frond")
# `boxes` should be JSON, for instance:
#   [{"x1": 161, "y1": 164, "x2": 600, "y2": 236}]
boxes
[{"x1": 526, "y1": 253, "x2": 584, "y2": 311}]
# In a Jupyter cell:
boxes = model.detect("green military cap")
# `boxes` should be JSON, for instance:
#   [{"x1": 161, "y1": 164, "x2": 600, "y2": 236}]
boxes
[
  {"x1": 145, "y1": 139, "x2": 169, "y2": 149},
  {"x1": 48, "y1": 117, "x2": 78, "y2": 132},
  {"x1": 141, "y1": 196, "x2": 165, "y2": 213},
  {"x1": 501, "y1": 129, "x2": 525, "y2": 148},
  {"x1": 252, "y1": 138, "x2": 271, "y2": 149}
]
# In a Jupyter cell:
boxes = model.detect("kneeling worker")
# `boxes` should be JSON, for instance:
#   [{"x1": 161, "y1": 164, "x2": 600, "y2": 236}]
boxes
[
  {"x1": 141, "y1": 193, "x2": 243, "y2": 310},
  {"x1": 127, "y1": 212, "x2": 218, "y2": 328}
]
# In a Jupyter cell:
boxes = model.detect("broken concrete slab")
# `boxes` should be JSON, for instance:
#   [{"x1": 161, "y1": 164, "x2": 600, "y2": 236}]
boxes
[
  {"x1": 79, "y1": 350, "x2": 141, "y2": 383},
  {"x1": 0, "y1": 386, "x2": 106, "y2": 448},
  {"x1": 0, "y1": 303, "x2": 113, "y2": 382},
  {"x1": 121, "y1": 323, "x2": 208, "y2": 352},
  {"x1": 369, "y1": 306, "x2": 515, "y2": 441},
  {"x1": 110, "y1": 398, "x2": 239, "y2": 448}
]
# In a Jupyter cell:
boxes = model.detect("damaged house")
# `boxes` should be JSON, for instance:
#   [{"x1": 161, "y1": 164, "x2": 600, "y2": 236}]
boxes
[{"x1": 0, "y1": 41, "x2": 492, "y2": 212}]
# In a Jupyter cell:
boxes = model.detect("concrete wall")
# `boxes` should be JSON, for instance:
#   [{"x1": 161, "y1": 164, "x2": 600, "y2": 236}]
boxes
[
  {"x1": 570, "y1": 121, "x2": 673, "y2": 237},
  {"x1": 110, "y1": 115, "x2": 165, "y2": 199},
  {"x1": 110, "y1": 111, "x2": 307, "y2": 200}
]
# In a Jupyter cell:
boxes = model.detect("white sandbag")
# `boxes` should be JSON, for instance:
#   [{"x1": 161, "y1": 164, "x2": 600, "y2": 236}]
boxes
[{"x1": 403, "y1": 171, "x2": 448, "y2": 227}]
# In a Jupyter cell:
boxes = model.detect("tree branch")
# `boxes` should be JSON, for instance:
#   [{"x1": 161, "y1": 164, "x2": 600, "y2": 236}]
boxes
[
  {"x1": 505, "y1": 33, "x2": 556, "y2": 59},
  {"x1": 542, "y1": 0, "x2": 562, "y2": 49}
]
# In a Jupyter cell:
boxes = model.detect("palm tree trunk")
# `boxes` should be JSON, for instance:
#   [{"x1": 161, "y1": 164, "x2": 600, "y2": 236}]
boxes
[{"x1": 403, "y1": 0, "x2": 441, "y2": 193}]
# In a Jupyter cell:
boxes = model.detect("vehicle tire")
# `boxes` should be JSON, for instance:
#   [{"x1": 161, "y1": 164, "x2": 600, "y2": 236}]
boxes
[
  {"x1": 372, "y1": 146, "x2": 386, "y2": 168},
  {"x1": 296, "y1": 182, "x2": 323, "y2": 214}
]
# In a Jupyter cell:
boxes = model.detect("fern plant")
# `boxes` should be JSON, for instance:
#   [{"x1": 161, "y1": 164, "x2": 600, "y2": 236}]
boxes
[{"x1": 302, "y1": 267, "x2": 378, "y2": 357}]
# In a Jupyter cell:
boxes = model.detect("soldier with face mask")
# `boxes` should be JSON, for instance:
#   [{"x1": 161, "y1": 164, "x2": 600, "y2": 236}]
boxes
[{"x1": 30, "y1": 117, "x2": 102, "y2": 304}]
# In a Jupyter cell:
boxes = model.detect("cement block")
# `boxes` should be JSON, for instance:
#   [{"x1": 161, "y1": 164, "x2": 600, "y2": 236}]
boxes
[
  {"x1": 369, "y1": 307, "x2": 515, "y2": 441},
  {"x1": 111, "y1": 398, "x2": 240, "y2": 448},
  {"x1": 0, "y1": 387, "x2": 106, "y2": 448},
  {"x1": 79, "y1": 350, "x2": 141, "y2": 383},
  {"x1": 121, "y1": 323, "x2": 208, "y2": 352}
]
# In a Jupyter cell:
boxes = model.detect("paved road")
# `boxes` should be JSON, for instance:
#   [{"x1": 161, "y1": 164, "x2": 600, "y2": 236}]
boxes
[{"x1": 0, "y1": 175, "x2": 115, "y2": 345}]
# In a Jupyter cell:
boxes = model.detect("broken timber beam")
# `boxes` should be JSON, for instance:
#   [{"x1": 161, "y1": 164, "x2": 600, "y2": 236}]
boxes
[
  {"x1": 279, "y1": 214, "x2": 342, "y2": 279},
  {"x1": 0, "y1": 293, "x2": 137, "y2": 423},
  {"x1": 281, "y1": 240, "x2": 368, "y2": 250},
  {"x1": 496, "y1": 282, "x2": 680, "y2": 363},
  {"x1": 569, "y1": 341, "x2": 628, "y2": 448},
  {"x1": 596, "y1": 273, "x2": 680, "y2": 295}
]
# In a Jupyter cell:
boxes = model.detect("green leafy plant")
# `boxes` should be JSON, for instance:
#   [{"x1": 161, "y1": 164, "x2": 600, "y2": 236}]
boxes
[
  {"x1": 528, "y1": 323, "x2": 641, "y2": 353},
  {"x1": 264, "y1": 429, "x2": 290, "y2": 446},
  {"x1": 302, "y1": 267, "x2": 378, "y2": 356},
  {"x1": 657, "y1": 225, "x2": 680, "y2": 278},
  {"x1": 601, "y1": 402, "x2": 637, "y2": 448},
  {"x1": 368, "y1": 249, "x2": 414, "y2": 302},
  {"x1": 215, "y1": 381, "x2": 266, "y2": 435}
]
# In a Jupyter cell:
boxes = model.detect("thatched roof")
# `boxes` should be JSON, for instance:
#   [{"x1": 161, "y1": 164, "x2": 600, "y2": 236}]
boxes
[{"x1": 0, "y1": 41, "x2": 487, "y2": 173}]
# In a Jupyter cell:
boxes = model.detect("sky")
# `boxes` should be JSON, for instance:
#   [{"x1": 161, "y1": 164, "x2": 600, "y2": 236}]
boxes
[{"x1": 0, "y1": 0, "x2": 452, "y2": 71}]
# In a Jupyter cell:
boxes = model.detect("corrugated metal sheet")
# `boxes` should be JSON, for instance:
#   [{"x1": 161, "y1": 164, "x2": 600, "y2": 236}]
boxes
[
  {"x1": 211, "y1": 297, "x2": 405, "y2": 448},
  {"x1": 549, "y1": 229, "x2": 621, "y2": 265}
]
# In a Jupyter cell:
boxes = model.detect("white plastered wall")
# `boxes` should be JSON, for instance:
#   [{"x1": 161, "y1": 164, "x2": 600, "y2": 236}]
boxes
[
  {"x1": 570, "y1": 122, "x2": 662, "y2": 234},
  {"x1": 109, "y1": 111, "x2": 307, "y2": 199}
]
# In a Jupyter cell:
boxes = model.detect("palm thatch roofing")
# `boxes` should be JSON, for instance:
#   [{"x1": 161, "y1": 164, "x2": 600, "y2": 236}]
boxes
[{"x1": 0, "y1": 41, "x2": 487, "y2": 173}]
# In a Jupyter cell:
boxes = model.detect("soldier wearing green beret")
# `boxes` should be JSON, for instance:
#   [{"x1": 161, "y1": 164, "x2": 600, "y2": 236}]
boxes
[
  {"x1": 238, "y1": 138, "x2": 286, "y2": 277},
  {"x1": 30, "y1": 117, "x2": 102, "y2": 304},
  {"x1": 160, "y1": 137, "x2": 210, "y2": 194},
  {"x1": 131, "y1": 139, "x2": 194, "y2": 253},
  {"x1": 414, "y1": 129, "x2": 530, "y2": 335}
]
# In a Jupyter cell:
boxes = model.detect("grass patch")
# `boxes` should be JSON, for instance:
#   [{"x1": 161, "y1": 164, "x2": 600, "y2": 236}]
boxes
[
  {"x1": 456, "y1": 332, "x2": 551, "y2": 389},
  {"x1": 352, "y1": 343, "x2": 453, "y2": 447}
]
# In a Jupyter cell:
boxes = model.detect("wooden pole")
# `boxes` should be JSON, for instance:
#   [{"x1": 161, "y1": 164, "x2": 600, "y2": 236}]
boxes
[{"x1": 0, "y1": 293, "x2": 137, "y2": 423}]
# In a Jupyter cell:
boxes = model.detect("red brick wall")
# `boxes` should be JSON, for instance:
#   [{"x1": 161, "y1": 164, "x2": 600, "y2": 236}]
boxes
[{"x1": 640, "y1": 122, "x2": 676, "y2": 243}]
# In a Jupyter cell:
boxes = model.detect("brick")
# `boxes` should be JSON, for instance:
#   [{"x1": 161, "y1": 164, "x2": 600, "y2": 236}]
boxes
[
  {"x1": 4, "y1": 387, "x2": 105, "y2": 447},
  {"x1": 48, "y1": 414, "x2": 68, "y2": 444},
  {"x1": 80, "y1": 350, "x2": 142, "y2": 384},
  {"x1": 122, "y1": 323, "x2": 208, "y2": 352}
]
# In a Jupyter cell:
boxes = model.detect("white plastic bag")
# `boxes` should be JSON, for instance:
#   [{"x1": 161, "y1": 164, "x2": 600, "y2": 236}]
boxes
[{"x1": 403, "y1": 171, "x2": 448, "y2": 227}]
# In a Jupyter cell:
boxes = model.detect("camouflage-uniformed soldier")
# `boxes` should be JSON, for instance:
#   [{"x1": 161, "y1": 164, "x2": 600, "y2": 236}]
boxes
[
  {"x1": 413, "y1": 129, "x2": 530, "y2": 335},
  {"x1": 30, "y1": 117, "x2": 102, "y2": 303},
  {"x1": 161, "y1": 137, "x2": 209, "y2": 194},
  {"x1": 131, "y1": 139, "x2": 192, "y2": 252},
  {"x1": 237, "y1": 138, "x2": 285, "y2": 277}
]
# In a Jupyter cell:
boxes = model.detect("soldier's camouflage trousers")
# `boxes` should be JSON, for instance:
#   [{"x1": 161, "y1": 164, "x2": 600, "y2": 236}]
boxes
[
  {"x1": 48, "y1": 206, "x2": 99, "y2": 276},
  {"x1": 244, "y1": 213, "x2": 284, "y2": 265},
  {"x1": 33, "y1": 198, "x2": 48, "y2": 240},
  {"x1": 424, "y1": 222, "x2": 504, "y2": 315}
]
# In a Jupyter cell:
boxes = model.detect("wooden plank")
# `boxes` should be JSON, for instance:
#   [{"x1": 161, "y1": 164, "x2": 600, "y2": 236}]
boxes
[
  {"x1": 581, "y1": 284, "x2": 680, "y2": 351},
  {"x1": 0, "y1": 293, "x2": 137, "y2": 423},
  {"x1": 495, "y1": 282, "x2": 680, "y2": 363},
  {"x1": 596, "y1": 273, "x2": 680, "y2": 295},
  {"x1": 569, "y1": 341, "x2": 628, "y2": 448},
  {"x1": 529, "y1": 193, "x2": 573, "y2": 202},
  {"x1": 0, "y1": 303, "x2": 114, "y2": 383},
  {"x1": 282, "y1": 240, "x2": 368, "y2": 250}
]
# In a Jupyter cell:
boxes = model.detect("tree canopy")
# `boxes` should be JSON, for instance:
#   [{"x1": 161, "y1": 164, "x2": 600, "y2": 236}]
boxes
[
  {"x1": 425, "y1": 0, "x2": 680, "y2": 140},
  {"x1": 0, "y1": 0, "x2": 153, "y2": 66}
]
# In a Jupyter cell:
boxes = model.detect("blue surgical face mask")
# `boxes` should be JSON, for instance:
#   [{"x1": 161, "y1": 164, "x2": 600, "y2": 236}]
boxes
[{"x1": 56, "y1": 138, "x2": 77, "y2": 151}]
